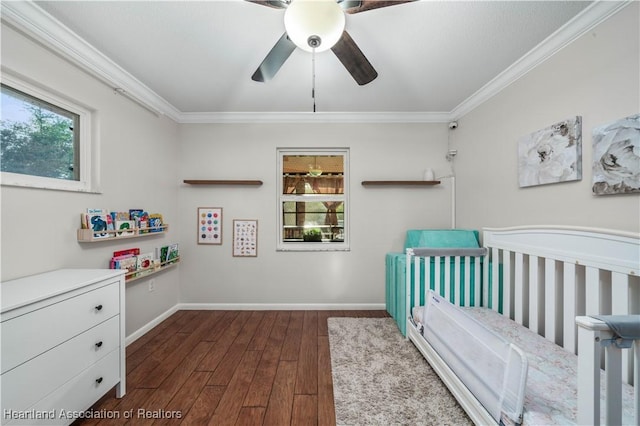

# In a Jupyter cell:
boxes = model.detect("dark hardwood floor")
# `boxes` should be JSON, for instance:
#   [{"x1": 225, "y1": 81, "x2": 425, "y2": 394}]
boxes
[{"x1": 76, "y1": 310, "x2": 389, "y2": 426}]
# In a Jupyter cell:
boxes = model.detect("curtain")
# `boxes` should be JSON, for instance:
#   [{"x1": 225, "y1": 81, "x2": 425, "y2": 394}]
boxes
[
  {"x1": 311, "y1": 176, "x2": 343, "y2": 226},
  {"x1": 283, "y1": 175, "x2": 344, "y2": 227}
]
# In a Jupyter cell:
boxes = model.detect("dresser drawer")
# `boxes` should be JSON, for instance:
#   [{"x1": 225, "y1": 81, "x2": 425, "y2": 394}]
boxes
[
  {"x1": 1, "y1": 281, "x2": 119, "y2": 374},
  {"x1": 3, "y1": 348, "x2": 120, "y2": 425},
  {"x1": 1, "y1": 315, "x2": 120, "y2": 413}
]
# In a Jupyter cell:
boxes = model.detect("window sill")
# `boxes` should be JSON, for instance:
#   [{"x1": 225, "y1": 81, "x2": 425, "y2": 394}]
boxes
[
  {"x1": 277, "y1": 243, "x2": 350, "y2": 252},
  {"x1": 1, "y1": 173, "x2": 101, "y2": 193}
]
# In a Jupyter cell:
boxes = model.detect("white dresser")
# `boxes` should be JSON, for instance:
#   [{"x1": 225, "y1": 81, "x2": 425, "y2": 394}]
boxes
[{"x1": 1, "y1": 269, "x2": 126, "y2": 425}]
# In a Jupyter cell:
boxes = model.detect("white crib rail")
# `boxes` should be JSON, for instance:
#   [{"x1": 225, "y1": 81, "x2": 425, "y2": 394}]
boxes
[
  {"x1": 406, "y1": 226, "x2": 639, "y2": 425},
  {"x1": 576, "y1": 316, "x2": 640, "y2": 426},
  {"x1": 482, "y1": 227, "x2": 639, "y2": 380},
  {"x1": 482, "y1": 226, "x2": 639, "y2": 425},
  {"x1": 406, "y1": 247, "x2": 486, "y2": 310}
]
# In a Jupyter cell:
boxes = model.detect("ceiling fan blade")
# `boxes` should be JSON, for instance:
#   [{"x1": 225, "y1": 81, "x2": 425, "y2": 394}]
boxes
[
  {"x1": 252, "y1": 33, "x2": 296, "y2": 82},
  {"x1": 245, "y1": 0, "x2": 288, "y2": 9},
  {"x1": 339, "y1": 0, "x2": 416, "y2": 14},
  {"x1": 331, "y1": 31, "x2": 377, "y2": 85}
]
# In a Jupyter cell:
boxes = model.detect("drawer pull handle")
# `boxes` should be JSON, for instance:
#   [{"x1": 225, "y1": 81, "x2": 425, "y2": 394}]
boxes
[
  {"x1": 95, "y1": 304, "x2": 103, "y2": 311},
  {"x1": 95, "y1": 341, "x2": 103, "y2": 348},
  {"x1": 96, "y1": 377, "x2": 103, "y2": 384}
]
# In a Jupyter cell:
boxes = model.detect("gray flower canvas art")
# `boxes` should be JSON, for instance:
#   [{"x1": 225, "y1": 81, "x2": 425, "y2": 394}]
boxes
[
  {"x1": 518, "y1": 116, "x2": 582, "y2": 187},
  {"x1": 592, "y1": 113, "x2": 640, "y2": 195}
]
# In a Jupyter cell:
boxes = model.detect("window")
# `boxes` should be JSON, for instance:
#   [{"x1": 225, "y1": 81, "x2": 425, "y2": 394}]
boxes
[
  {"x1": 1, "y1": 73, "x2": 94, "y2": 192},
  {"x1": 277, "y1": 148, "x2": 349, "y2": 251}
]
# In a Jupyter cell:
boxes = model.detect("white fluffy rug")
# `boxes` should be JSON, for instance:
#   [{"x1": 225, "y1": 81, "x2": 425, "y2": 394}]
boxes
[{"x1": 328, "y1": 317, "x2": 472, "y2": 426}]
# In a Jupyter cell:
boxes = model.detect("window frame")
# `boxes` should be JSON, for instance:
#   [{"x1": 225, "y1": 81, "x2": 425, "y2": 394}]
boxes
[
  {"x1": 277, "y1": 148, "x2": 350, "y2": 252},
  {"x1": 1, "y1": 72, "x2": 96, "y2": 193}
]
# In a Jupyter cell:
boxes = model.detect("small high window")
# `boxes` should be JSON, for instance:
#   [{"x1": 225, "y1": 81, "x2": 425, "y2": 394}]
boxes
[
  {"x1": 277, "y1": 148, "x2": 349, "y2": 251},
  {"x1": 1, "y1": 74, "x2": 94, "y2": 192}
]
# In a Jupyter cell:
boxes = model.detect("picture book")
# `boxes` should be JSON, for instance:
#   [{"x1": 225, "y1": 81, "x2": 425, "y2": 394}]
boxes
[
  {"x1": 129, "y1": 209, "x2": 149, "y2": 233},
  {"x1": 149, "y1": 213, "x2": 163, "y2": 232},
  {"x1": 114, "y1": 255, "x2": 137, "y2": 274},
  {"x1": 129, "y1": 209, "x2": 144, "y2": 222},
  {"x1": 115, "y1": 220, "x2": 135, "y2": 237},
  {"x1": 105, "y1": 214, "x2": 115, "y2": 232},
  {"x1": 139, "y1": 217, "x2": 149, "y2": 234},
  {"x1": 88, "y1": 212, "x2": 110, "y2": 239},
  {"x1": 136, "y1": 252, "x2": 154, "y2": 271},
  {"x1": 113, "y1": 248, "x2": 140, "y2": 258},
  {"x1": 87, "y1": 208, "x2": 106, "y2": 215},
  {"x1": 166, "y1": 243, "x2": 179, "y2": 263},
  {"x1": 111, "y1": 253, "x2": 133, "y2": 267},
  {"x1": 114, "y1": 211, "x2": 130, "y2": 221}
]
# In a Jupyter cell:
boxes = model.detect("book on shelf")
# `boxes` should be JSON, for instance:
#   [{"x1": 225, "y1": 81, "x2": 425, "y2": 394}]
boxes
[
  {"x1": 136, "y1": 252, "x2": 154, "y2": 272},
  {"x1": 129, "y1": 209, "x2": 152, "y2": 234},
  {"x1": 80, "y1": 208, "x2": 167, "y2": 237},
  {"x1": 113, "y1": 255, "x2": 137, "y2": 275},
  {"x1": 155, "y1": 243, "x2": 179, "y2": 264},
  {"x1": 110, "y1": 245, "x2": 179, "y2": 280},
  {"x1": 87, "y1": 208, "x2": 111, "y2": 239},
  {"x1": 156, "y1": 245, "x2": 169, "y2": 263},
  {"x1": 115, "y1": 220, "x2": 136, "y2": 237},
  {"x1": 105, "y1": 214, "x2": 115, "y2": 232},
  {"x1": 149, "y1": 213, "x2": 163, "y2": 232},
  {"x1": 167, "y1": 243, "x2": 179, "y2": 264},
  {"x1": 113, "y1": 211, "x2": 130, "y2": 221},
  {"x1": 113, "y1": 248, "x2": 140, "y2": 258}
]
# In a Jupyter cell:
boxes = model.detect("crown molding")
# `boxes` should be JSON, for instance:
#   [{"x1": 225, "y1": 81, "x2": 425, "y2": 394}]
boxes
[
  {"x1": 177, "y1": 111, "x2": 452, "y2": 124},
  {"x1": 449, "y1": 0, "x2": 632, "y2": 120},
  {"x1": 0, "y1": 0, "x2": 182, "y2": 121},
  {"x1": 1, "y1": 0, "x2": 630, "y2": 124}
]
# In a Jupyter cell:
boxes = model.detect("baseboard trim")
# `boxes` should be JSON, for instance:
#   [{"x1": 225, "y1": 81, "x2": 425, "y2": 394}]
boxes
[
  {"x1": 176, "y1": 302, "x2": 386, "y2": 311},
  {"x1": 125, "y1": 304, "x2": 180, "y2": 346}
]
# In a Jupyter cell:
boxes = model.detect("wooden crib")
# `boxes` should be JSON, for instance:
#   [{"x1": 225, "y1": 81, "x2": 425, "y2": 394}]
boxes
[{"x1": 406, "y1": 226, "x2": 639, "y2": 425}]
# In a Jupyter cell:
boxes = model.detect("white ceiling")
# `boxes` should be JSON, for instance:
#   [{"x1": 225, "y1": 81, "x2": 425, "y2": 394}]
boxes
[{"x1": 5, "y1": 0, "x2": 620, "y2": 122}]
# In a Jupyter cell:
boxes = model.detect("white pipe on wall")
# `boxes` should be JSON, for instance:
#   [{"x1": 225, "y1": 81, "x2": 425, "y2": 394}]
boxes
[
  {"x1": 451, "y1": 176, "x2": 456, "y2": 229},
  {"x1": 436, "y1": 175, "x2": 456, "y2": 229}
]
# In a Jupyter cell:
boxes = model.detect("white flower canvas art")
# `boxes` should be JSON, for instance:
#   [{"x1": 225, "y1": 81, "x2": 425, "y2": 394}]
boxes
[
  {"x1": 592, "y1": 113, "x2": 640, "y2": 195},
  {"x1": 518, "y1": 116, "x2": 582, "y2": 187}
]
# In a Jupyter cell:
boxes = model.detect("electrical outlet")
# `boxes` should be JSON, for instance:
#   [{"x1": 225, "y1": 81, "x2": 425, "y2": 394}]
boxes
[{"x1": 148, "y1": 279, "x2": 155, "y2": 292}]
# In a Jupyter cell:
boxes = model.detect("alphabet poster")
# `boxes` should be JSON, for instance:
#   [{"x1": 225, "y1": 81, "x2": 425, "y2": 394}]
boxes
[{"x1": 233, "y1": 219, "x2": 258, "y2": 257}]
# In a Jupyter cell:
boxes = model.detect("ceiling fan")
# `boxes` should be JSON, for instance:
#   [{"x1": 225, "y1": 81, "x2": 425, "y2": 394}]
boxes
[{"x1": 247, "y1": 0, "x2": 415, "y2": 85}]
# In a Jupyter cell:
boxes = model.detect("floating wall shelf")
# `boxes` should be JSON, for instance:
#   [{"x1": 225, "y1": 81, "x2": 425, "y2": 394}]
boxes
[
  {"x1": 183, "y1": 180, "x2": 263, "y2": 186},
  {"x1": 125, "y1": 259, "x2": 180, "y2": 283},
  {"x1": 77, "y1": 225, "x2": 169, "y2": 242},
  {"x1": 361, "y1": 180, "x2": 441, "y2": 186}
]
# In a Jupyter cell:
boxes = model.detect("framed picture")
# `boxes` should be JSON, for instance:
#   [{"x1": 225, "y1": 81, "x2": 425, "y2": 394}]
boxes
[
  {"x1": 518, "y1": 116, "x2": 582, "y2": 187},
  {"x1": 233, "y1": 219, "x2": 258, "y2": 257},
  {"x1": 197, "y1": 207, "x2": 222, "y2": 245},
  {"x1": 592, "y1": 113, "x2": 640, "y2": 195}
]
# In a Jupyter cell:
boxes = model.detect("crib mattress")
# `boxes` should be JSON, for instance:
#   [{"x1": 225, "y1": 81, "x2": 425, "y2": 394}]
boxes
[{"x1": 412, "y1": 306, "x2": 636, "y2": 425}]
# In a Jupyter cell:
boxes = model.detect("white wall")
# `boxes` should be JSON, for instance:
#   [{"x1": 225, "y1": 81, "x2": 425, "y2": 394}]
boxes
[
  {"x1": 177, "y1": 123, "x2": 452, "y2": 306},
  {"x1": 3, "y1": 1, "x2": 636, "y2": 333},
  {"x1": 0, "y1": 25, "x2": 181, "y2": 336},
  {"x1": 453, "y1": 3, "x2": 640, "y2": 233}
]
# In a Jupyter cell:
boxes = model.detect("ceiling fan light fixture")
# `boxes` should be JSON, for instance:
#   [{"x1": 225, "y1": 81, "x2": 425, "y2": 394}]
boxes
[{"x1": 284, "y1": 0, "x2": 346, "y2": 52}]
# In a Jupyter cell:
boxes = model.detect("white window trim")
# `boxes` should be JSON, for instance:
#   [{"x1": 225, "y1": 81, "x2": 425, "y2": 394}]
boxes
[
  {"x1": 277, "y1": 148, "x2": 350, "y2": 252},
  {"x1": 1, "y1": 71, "x2": 98, "y2": 193}
]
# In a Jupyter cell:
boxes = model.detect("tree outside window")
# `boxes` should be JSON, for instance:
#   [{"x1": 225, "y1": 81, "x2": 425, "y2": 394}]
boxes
[{"x1": 1, "y1": 84, "x2": 79, "y2": 181}]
